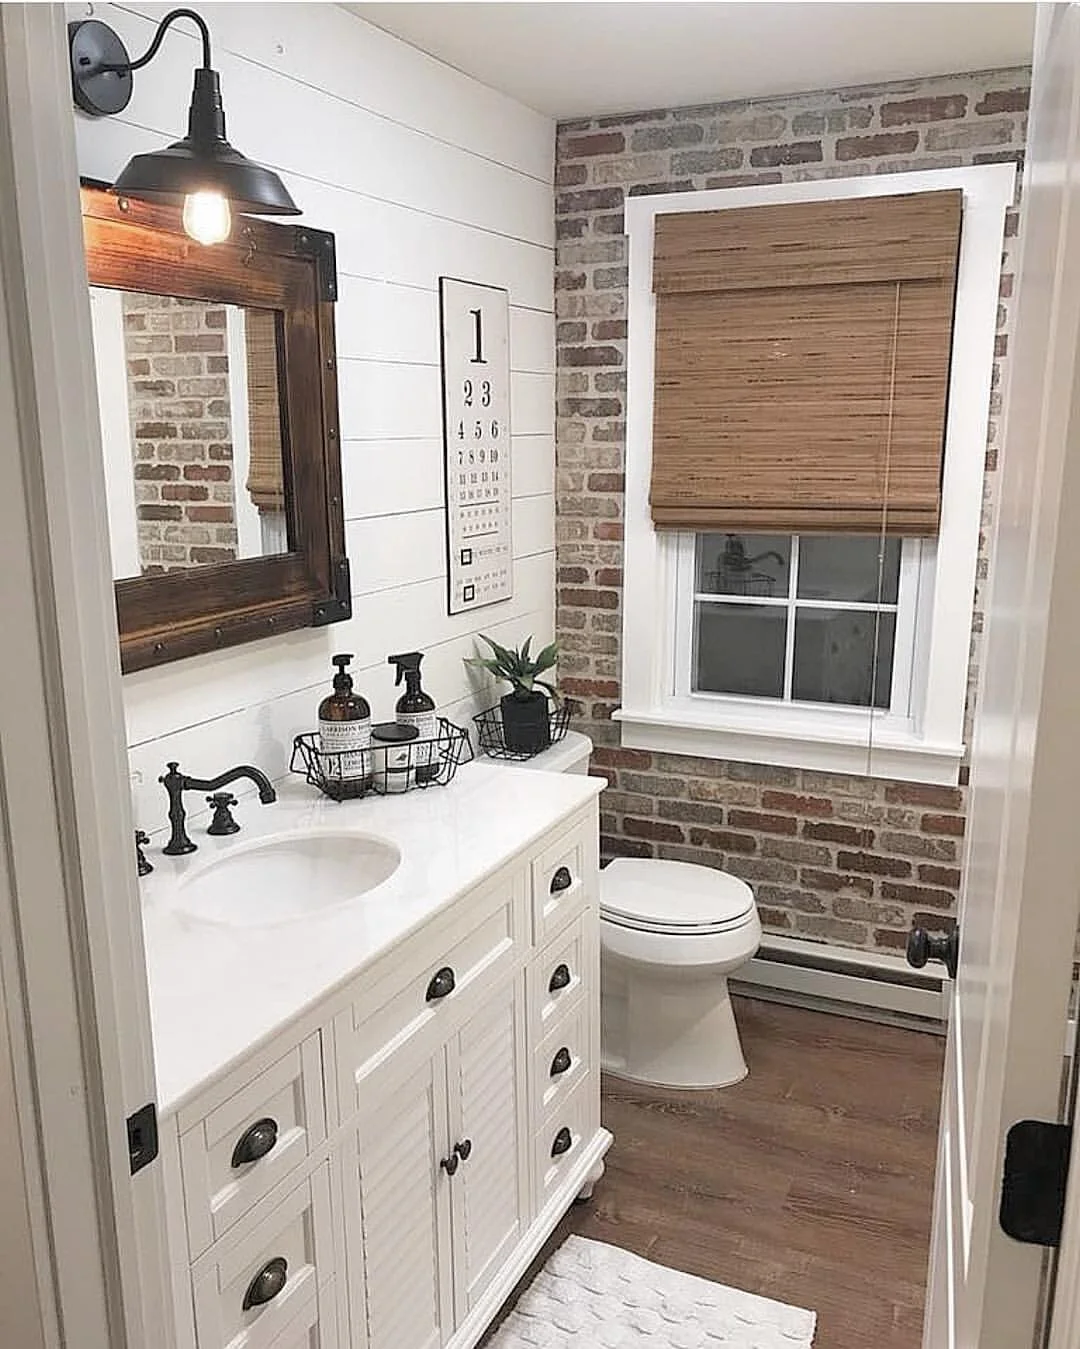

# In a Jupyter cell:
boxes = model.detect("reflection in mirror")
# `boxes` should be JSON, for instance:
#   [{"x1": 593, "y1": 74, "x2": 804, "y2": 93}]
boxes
[{"x1": 88, "y1": 288, "x2": 289, "y2": 579}]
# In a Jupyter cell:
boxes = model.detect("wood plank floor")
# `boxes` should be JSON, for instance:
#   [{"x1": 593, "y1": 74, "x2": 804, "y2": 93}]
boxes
[{"x1": 486, "y1": 996, "x2": 945, "y2": 1349}]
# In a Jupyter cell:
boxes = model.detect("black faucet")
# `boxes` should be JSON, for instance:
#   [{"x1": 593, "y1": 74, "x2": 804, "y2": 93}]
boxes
[{"x1": 160, "y1": 762, "x2": 277, "y2": 856}]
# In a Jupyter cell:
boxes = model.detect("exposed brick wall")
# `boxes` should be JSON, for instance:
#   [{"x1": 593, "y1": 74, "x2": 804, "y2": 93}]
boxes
[
  {"x1": 124, "y1": 294, "x2": 238, "y2": 573},
  {"x1": 554, "y1": 69, "x2": 1030, "y2": 953}
]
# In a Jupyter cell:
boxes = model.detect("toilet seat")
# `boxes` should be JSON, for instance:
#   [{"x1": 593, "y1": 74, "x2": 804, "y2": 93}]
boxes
[{"x1": 600, "y1": 858, "x2": 755, "y2": 936}]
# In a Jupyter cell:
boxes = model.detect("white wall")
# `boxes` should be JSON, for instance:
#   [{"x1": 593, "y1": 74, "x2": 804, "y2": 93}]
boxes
[{"x1": 71, "y1": 2, "x2": 556, "y2": 833}]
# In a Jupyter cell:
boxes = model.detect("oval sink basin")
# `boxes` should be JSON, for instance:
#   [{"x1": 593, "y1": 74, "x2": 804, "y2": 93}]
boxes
[{"x1": 175, "y1": 831, "x2": 401, "y2": 927}]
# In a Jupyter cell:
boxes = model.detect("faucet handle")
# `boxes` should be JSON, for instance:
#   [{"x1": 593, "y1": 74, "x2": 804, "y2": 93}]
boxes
[
  {"x1": 207, "y1": 792, "x2": 241, "y2": 837},
  {"x1": 134, "y1": 830, "x2": 153, "y2": 877}
]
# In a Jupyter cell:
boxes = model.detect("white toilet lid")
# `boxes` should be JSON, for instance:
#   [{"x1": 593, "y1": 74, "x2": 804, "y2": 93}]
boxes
[{"x1": 600, "y1": 858, "x2": 755, "y2": 934}]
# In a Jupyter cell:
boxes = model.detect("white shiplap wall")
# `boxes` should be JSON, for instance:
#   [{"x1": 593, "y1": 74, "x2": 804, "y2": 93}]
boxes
[{"x1": 71, "y1": 2, "x2": 556, "y2": 833}]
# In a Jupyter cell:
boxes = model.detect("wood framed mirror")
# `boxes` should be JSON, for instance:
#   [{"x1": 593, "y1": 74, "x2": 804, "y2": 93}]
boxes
[{"x1": 81, "y1": 182, "x2": 350, "y2": 673}]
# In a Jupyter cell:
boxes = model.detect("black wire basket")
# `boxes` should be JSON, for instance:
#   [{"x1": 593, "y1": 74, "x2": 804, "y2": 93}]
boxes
[
  {"x1": 291, "y1": 719, "x2": 473, "y2": 801},
  {"x1": 473, "y1": 699, "x2": 573, "y2": 762}
]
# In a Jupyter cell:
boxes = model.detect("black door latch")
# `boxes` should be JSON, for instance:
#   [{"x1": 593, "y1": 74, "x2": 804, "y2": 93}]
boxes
[
  {"x1": 127, "y1": 1101, "x2": 159, "y2": 1175},
  {"x1": 1000, "y1": 1119, "x2": 1072, "y2": 1246}
]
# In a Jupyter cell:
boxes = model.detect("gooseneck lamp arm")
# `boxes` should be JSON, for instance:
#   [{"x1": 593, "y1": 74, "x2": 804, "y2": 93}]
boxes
[{"x1": 102, "y1": 8, "x2": 213, "y2": 75}]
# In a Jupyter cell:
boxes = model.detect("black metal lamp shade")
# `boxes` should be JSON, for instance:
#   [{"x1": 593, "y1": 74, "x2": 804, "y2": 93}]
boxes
[{"x1": 70, "y1": 13, "x2": 299, "y2": 220}]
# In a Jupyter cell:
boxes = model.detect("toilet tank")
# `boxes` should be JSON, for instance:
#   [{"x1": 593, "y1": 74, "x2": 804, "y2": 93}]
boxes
[{"x1": 502, "y1": 729, "x2": 593, "y2": 774}]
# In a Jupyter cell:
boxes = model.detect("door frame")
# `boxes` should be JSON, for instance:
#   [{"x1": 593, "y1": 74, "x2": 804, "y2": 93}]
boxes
[{"x1": 0, "y1": 6, "x2": 172, "y2": 1345}]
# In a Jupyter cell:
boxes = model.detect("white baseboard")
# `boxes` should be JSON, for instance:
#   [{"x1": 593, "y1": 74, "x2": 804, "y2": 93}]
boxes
[{"x1": 731, "y1": 934, "x2": 948, "y2": 1031}]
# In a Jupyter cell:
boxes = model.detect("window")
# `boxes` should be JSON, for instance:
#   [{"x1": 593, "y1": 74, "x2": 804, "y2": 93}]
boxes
[
  {"x1": 617, "y1": 165, "x2": 1016, "y2": 785},
  {"x1": 677, "y1": 533, "x2": 924, "y2": 721}
]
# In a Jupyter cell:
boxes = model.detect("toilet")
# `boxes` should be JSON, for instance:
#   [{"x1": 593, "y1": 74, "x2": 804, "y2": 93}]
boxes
[{"x1": 496, "y1": 731, "x2": 762, "y2": 1089}]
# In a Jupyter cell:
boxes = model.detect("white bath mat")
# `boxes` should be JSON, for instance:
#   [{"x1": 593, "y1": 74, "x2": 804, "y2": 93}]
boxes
[{"x1": 487, "y1": 1235, "x2": 815, "y2": 1348}]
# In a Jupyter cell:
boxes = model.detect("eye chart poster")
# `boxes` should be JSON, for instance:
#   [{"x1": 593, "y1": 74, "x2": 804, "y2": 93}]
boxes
[{"x1": 439, "y1": 278, "x2": 513, "y2": 615}]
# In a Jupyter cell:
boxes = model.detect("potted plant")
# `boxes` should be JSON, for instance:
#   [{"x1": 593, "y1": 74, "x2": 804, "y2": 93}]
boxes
[{"x1": 467, "y1": 634, "x2": 559, "y2": 755}]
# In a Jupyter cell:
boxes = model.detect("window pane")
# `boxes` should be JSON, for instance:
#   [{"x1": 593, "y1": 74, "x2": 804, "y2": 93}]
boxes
[
  {"x1": 696, "y1": 533, "x2": 790, "y2": 598},
  {"x1": 797, "y1": 536, "x2": 901, "y2": 604},
  {"x1": 792, "y1": 609, "x2": 896, "y2": 709},
  {"x1": 695, "y1": 603, "x2": 786, "y2": 698}
]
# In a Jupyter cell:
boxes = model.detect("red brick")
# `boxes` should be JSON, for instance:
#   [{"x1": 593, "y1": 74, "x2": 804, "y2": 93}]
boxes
[
  {"x1": 921, "y1": 813, "x2": 965, "y2": 837},
  {"x1": 624, "y1": 816, "x2": 684, "y2": 843},
  {"x1": 688, "y1": 827, "x2": 757, "y2": 855},
  {"x1": 873, "y1": 928, "x2": 908, "y2": 952},
  {"x1": 186, "y1": 506, "x2": 235, "y2": 523},
  {"x1": 595, "y1": 567, "x2": 623, "y2": 587},
  {"x1": 557, "y1": 565, "x2": 588, "y2": 584},
  {"x1": 593, "y1": 522, "x2": 624, "y2": 541},
  {"x1": 804, "y1": 821, "x2": 874, "y2": 848},
  {"x1": 587, "y1": 473, "x2": 625, "y2": 494},
  {"x1": 880, "y1": 882, "x2": 954, "y2": 909},
  {"x1": 800, "y1": 869, "x2": 874, "y2": 899},
  {"x1": 883, "y1": 782, "x2": 963, "y2": 810},
  {"x1": 558, "y1": 588, "x2": 619, "y2": 610},
  {"x1": 188, "y1": 546, "x2": 234, "y2": 563},
  {"x1": 137, "y1": 504, "x2": 182, "y2": 521},
  {"x1": 160, "y1": 484, "x2": 209, "y2": 502},
  {"x1": 761, "y1": 791, "x2": 833, "y2": 817},
  {"x1": 836, "y1": 851, "x2": 912, "y2": 879},
  {"x1": 602, "y1": 837, "x2": 653, "y2": 860},
  {"x1": 918, "y1": 864, "x2": 962, "y2": 888},
  {"x1": 561, "y1": 345, "x2": 624, "y2": 367},
  {"x1": 975, "y1": 88, "x2": 1029, "y2": 116},
  {"x1": 749, "y1": 141, "x2": 823, "y2": 167},
  {"x1": 556, "y1": 163, "x2": 588, "y2": 188},
  {"x1": 592, "y1": 746, "x2": 652, "y2": 770},
  {"x1": 757, "y1": 907, "x2": 793, "y2": 930},
  {"x1": 592, "y1": 320, "x2": 627, "y2": 341},
  {"x1": 881, "y1": 95, "x2": 968, "y2": 126},
  {"x1": 727, "y1": 810, "x2": 797, "y2": 835},
  {"x1": 563, "y1": 132, "x2": 625, "y2": 158},
  {"x1": 836, "y1": 131, "x2": 919, "y2": 160},
  {"x1": 134, "y1": 463, "x2": 180, "y2": 481},
  {"x1": 174, "y1": 334, "x2": 225, "y2": 353},
  {"x1": 183, "y1": 463, "x2": 231, "y2": 481},
  {"x1": 557, "y1": 188, "x2": 625, "y2": 213},
  {"x1": 560, "y1": 677, "x2": 620, "y2": 698}
]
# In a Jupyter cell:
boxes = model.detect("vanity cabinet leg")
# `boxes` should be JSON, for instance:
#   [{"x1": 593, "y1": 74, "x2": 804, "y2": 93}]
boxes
[{"x1": 575, "y1": 1159, "x2": 605, "y2": 1203}]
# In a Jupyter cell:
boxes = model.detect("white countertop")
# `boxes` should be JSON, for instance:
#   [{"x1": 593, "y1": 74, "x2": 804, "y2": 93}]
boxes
[{"x1": 139, "y1": 761, "x2": 603, "y2": 1117}]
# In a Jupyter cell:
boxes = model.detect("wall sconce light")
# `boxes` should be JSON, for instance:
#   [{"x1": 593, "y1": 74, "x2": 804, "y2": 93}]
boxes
[{"x1": 68, "y1": 7, "x2": 299, "y2": 245}]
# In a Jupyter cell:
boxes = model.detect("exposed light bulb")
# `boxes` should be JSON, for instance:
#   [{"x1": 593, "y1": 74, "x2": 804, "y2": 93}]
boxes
[{"x1": 182, "y1": 191, "x2": 231, "y2": 245}]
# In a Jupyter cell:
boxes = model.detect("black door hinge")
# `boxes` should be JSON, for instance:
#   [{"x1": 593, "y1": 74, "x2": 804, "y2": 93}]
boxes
[
  {"x1": 127, "y1": 1101, "x2": 159, "y2": 1176},
  {"x1": 1000, "y1": 1119, "x2": 1072, "y2": 1246}
]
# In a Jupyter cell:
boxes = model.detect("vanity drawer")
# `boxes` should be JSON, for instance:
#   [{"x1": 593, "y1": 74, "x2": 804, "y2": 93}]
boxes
[
  {"x1": 533, "y1": 999, "x2": 591, "y2": 1127},
  {"x1": 530, "y1": 817, "x2": 592, "y2": 945},
  {"x1": 528, "y1": 914, "x2": 590, "y2": 1043},
  {"x1": 533, "y1": 1075, "x2": 598, "y2": 1212},
  {"x1": 181, "y1": 1036, "x2": 326, "y2": 1260},
  {"x1": 192, "y1": 1165, "x2": 337, "y2": 1349},
  {"x1": 334, "y1": 871, "x2": 525, "y2": 1118}
]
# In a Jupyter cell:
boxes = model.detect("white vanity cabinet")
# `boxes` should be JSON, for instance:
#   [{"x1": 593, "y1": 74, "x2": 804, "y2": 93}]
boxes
[{"x1": 159, "y1": 799, "x2": 609, "y2": 1349}]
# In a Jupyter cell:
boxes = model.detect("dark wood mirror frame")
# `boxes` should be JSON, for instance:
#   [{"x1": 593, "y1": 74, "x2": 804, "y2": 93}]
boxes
[{"x1": 81, "y1": 182, "x2": 350, "y2": 674}]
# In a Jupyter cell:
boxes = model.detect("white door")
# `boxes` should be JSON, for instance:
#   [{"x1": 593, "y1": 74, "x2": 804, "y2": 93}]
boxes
[
  {"x1": 923, "y1": 6, "x2": 1080, "y2": 1347},
  {"x1": 446, "y1": 977, "x2": 529, "y2": 1319},
  {"x1": 346, "y1": 1053, "x2": 454, "y2": 1349}
]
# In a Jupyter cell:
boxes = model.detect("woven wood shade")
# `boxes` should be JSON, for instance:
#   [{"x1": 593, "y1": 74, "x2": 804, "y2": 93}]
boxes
[
  {"x1": 650, "y1": 190, "x2": 962, "y2": 535},
  {"x1": 244, "y1": 309, "x2": 286, "y2": 513}
]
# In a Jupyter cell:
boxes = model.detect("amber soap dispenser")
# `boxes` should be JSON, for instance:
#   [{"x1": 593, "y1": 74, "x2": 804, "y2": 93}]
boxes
[{"x1": 319, "y1": 654, "x2": 371, "y2": 785}]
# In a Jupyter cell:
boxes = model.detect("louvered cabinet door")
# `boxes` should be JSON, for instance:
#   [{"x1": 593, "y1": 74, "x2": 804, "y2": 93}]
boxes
[
  {"x1": 446, "y1": 977, "x2": 529, "y2": 1319},
  {"x1": 343, "y1": 1053, "x2": 454, "y2": 1349}
]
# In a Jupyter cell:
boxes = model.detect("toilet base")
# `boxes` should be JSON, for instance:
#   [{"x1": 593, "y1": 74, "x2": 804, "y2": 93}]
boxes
[{"x1": 601, "y1": 955, "x2": 749, "y2": 1089}]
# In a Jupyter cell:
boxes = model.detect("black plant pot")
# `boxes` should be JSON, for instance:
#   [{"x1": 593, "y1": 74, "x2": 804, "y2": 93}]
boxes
[{"x1": 500, "y1": 690, "x2": 551, "y2": 756}]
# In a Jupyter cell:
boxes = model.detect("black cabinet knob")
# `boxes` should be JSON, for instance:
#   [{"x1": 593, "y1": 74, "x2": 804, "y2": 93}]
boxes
[
  {"x1": 551, "y1": 1126, "x2": 573, "y2": 1158},
  {"x1": 426, "y1": 966, "x2": 456, "y2": 1002},
  {"x1": 550, "y1": 1047, "x2": 572, "y2": 1077},
  {"x1": 550, "y1": 866, "x2": 573, "y2": 894},
  {"x1": 906, "y1": 926, "x2": 959, "y2": 980},
  {"x1": 548, "y1": 963, "x2": 572, "y2": 993},
  {"x1": 231, "y1": 1117, "x2": 279, "y2": 1169},
  {"x1": 440, "y1": 1151, "x2": 459, "y2": 1176},
  {"x1": 242, "y1": 1256, "x2": 288, "y2": 1310},
  {"x1": 454, "y1": 1138, "x2": 472, "y2": 1162}
]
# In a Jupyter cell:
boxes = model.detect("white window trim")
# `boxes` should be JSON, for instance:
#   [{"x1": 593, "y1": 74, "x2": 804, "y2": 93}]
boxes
[{"x1": 615, "y1": 164, "x2": 1016, "y2": 786}]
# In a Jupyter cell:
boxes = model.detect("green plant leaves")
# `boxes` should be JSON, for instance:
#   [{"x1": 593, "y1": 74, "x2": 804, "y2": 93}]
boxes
[{"x1": 464, "y1": 633, "x2": 560, "y2": 699}]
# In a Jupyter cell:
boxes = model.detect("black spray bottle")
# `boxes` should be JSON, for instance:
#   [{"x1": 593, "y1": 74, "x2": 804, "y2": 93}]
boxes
[{"x1": 388, "y1": 652, "x2": 438, "y2": 783}]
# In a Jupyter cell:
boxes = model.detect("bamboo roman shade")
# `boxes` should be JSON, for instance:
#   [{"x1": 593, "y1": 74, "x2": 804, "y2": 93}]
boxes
[
  {"x1": 244, "y1": 309, "x2": 286, "y2": 513},
  {"x1": 650, "y1": 190, "x2": 963, "y2": 534}
]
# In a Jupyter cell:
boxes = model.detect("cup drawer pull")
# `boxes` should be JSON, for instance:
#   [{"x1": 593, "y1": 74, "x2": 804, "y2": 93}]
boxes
[
  {"x1": 230, "y1": 1117, "x2": 279, "y2": 1169},
  {"x1": 550, "y1": 1046, "x2": 572, "y2": 1077},
  {"x1": 426, "y1": 966, "x2": 456, "y2": 1002},
  {"x1": 551, "y1": 1126, "x2": 573, "y2": 1158},
  {"x1": 550, "y1": 866, "x2": 573, "y2": 894},
  {"x1": 548, "y1": 963, "x2": 572, "y2": 993},
  {"x1": 242, "y1": 1256, "x2": 288, "y2": 1311}
]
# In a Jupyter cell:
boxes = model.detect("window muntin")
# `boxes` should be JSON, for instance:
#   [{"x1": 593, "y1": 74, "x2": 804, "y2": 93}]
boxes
[{"x1": 679, "y1": 533, "x2": 921, "y2": 716}]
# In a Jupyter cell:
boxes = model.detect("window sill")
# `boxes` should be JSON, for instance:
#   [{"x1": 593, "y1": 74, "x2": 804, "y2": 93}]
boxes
[{"x1": 614, "y1": 706, "x2": 964, "y2": 786}]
